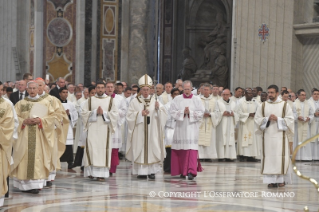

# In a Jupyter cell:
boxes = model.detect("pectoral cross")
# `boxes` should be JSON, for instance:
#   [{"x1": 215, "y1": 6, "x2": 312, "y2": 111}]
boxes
[
  {"x1": 244, "y1": 134, "x2": 247, "y2": 141},
  {"x1": 248, "y1": 132, "x2": 251, "y2": 139}
]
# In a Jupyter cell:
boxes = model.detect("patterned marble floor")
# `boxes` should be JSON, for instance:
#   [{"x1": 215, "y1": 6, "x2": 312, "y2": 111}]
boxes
[{"x1": 1, "y1": 160, "x2": 319, "y2": 212}]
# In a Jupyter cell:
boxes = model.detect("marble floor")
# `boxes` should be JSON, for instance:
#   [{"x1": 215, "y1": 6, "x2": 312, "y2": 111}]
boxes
[{"x1": 1, "y1": 160, "x2": 319, "y2": 212}]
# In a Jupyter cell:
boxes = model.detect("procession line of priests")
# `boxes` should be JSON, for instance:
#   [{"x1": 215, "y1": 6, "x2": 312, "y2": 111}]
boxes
[
  {"x1": 255, "y1": 85, "x2": 294, "y2": 186},
  {"x1": 126, "y1": 75, "x2": 167, "y2": 179},
  {"x1": 11, "y1": 81, "x2": 56, "y2": 193},
  {"x1": 0, "y1": 87, "x2": 16, "y2": 206},
  {"x1": 170, "y1": 80, "x2": 204, "y2": 180},
  {"x1": 81, "y1": 81, "x2": 118, "y2": 180},
  {"x1": 36, "y1": 78, "x2": 69, "y2": 183}
]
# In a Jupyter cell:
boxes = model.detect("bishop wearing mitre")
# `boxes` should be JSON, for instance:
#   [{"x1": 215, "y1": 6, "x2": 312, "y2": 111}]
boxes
[
  {"x1": 11, "y1": 81, "x2": 56, "y2": 194},
  {"x1": 0, "y1": 81, "x2": 15, "y2": 206},
  {"x1": 126, "y1": 75, "x2": 167, "y2": 180},
  {"x1": 81, "y1": 80, "x2": 118, "y2": 181}
]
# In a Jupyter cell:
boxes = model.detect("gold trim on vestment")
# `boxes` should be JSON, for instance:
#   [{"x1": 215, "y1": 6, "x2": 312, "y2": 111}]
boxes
[
  {"x1": 281, "y1": 101, "x2": 287, "y2": 174},
  {"x1": 261, "y1": 102, "x2": 266, "y2": 174},
  {"x1": 105, "y1": 96, "x2": 113, "y2": 168},
  {"x1": 21, "y1": 103, "x2": 33, "y2": 113},
  {"x1": 86, "y1": 97, "x2": 92, "y2": 166},
  {"x1": 27, "y1": 125, "x2": 37, "y2": 179},
  {"x1": 24, "y1": 97, "x2": 42, "y2": 102},
  {"x1": 0, "y1": 97, "x2": 4, "y2": 104},
  {"x1": 0, "y1": 108, "x2": 5, "y2": 119}
]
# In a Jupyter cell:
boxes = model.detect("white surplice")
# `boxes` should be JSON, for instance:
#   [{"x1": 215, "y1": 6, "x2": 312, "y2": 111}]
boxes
[
  {"x1": 255, "y1": 98, "x2": 294, "y2": 184},
  {"x1": 126, "y1": 95, "x2": 167, "y2": 175},
  {"x1": 74, "y1": 97, "x2": 88, "y2": 152},
  {"x1": 158, "y1": 92, "x2": 172, "y2": 105},
  {"x1": 67, "y1": 92, "x2": 77, "y2": 104},
  {"x1": 308, "y1": 97, "x2": 319, "y2": 160},
  {"x1": 110, "y1": 94, "x2": 127, "y2": 149},
  {"x1": 81, "y1": 94, "x2": 118, "y2": 178},
  {"x1": 236, "y1": 99, "x2": 259, "y2": 157},
  {"x1": 164, "y1": 101, "x2": 175, "y2": 147},
  {"x1": 170, "y1": 94, "x2": 205, "y2": 150},
  {"x1": 198, "y1": 95, "x2": 223, "y2": 159},
  {"x1": 292, "y1": 99, "x2": 314, "y2": 160},
  {"x1": 216, "y1": 99, "x2": 238, "y2": 159},
  {"x1": 62, "y1": 101, "x2": 78, "y2": 145}
]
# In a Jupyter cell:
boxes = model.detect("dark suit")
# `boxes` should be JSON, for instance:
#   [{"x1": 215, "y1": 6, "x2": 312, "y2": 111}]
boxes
[
  {"x1": 49, "y1": 86, "x2": 61, "y2": 100},
  {"x1": 10, "y1": 90, "x2": 29, "y2": 105}
]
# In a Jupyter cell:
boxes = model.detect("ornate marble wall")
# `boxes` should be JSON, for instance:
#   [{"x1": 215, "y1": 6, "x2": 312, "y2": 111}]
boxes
[{"x1": 43, "y1": 0, "x2": 76, "y2": 83}]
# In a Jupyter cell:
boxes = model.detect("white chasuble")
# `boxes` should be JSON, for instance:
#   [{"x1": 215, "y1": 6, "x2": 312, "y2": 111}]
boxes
[
  {"x1": 198, "y1": 95, "x2": 223, "y2": 159},
  {"x1": 126, "y1": 95, "x2": 167, "y2": 175},
  {"x1": 293, "y1": 99, "x2": 314, "y2": 160},
  {"x1": 170, "y1": 94, "x2": 205, "y2": 150},
  {"x1": 0, "y1": 97, "x2": 15, "y2": 197},
  {"x1": 309, "y1": 97, "x2": 319, "y2": 160},
  {"x1": 159, "y1": 92, "x2": 172, "y2": 105},
  {"x1": 255, "y1": 99, "x2": 294, "y2": 184},
  {"x1": 81, "y1": 95, "x2": 118, "y2": 178},
  {"x1": 216, "y1": 99, "x2": 238, "y2": 159},
  {"x1": 236, "y1": 99, "x2": 258, "y2": 157}
]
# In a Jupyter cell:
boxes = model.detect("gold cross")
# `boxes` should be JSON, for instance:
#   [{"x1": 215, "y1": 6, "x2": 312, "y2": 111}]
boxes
[
  {"x1": 248, "y1": 132, "x2": 251, "y2": 139},
  {"x1": 244, "y1": 134, "x2": 247, "y2": 141}
]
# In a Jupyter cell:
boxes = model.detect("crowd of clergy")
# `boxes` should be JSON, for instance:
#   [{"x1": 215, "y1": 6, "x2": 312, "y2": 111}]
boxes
[{"x1": 0, "y1": 72, "x2": 319, "y2": 206}]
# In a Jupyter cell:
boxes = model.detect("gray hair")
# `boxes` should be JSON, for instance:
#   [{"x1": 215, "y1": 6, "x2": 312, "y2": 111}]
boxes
[
  {"x1": 176, "y1": 79, "x2": 183, "y2": 83},
  {"x1": 57, "y1": 77, "x2": 64, "y2": 82},
  {"x1": 182, "y1": 80, "x2": 193, "y2": 88},
  {"x1": 202, "y1": 83, "x2": 211, "y2": 89},
  {"x1": 27, "y1": 81, "x2": 38, "y2": 88}
]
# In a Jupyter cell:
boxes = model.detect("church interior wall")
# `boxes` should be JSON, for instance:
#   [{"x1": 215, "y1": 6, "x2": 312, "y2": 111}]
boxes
[{"x1": 232, "y1": 0, "x2": 294, "y2": 91}]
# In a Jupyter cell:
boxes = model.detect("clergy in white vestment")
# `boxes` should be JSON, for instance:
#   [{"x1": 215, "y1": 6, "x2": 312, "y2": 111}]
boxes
[
  {"x1": 59, "y1": 87, "x2": 78, "y2": 169},
  {"x1": 255, "y1": 85, "x2": 294, "y2": 188},
  {"x1": 292, "y1": 89, "x2": 314, "y2": 161},
  {"x1": 236, "y1": 88, "x2": 259, "y2": 162},
  {"x1": 0, "y1": 82, "x2": 15, "y2": 206},
  {"x1": 105, "y1": 81, "x2": 127, "y2": 176},
  {"x1": 216, "y1": 89, "x2": 238, "y2": 161},
  {"x1": 252, "y1": 87, "x2": 262, "y2": 104},
  {"x1": 73, "y1": 89, "x2": 94, "y2": 168},
  {"x1": 211, "y1": 84, "x2": 221, "y2": 101},
  {"x1": 81, "y1": 81, "x2": 118, "y2": 181},
  {"x1": 308, "y1": 89, "x2": 319, "y2": 160},
  {"x1": 11, "y1": 81, "x2": 56, "y2": 194},
  {"x1": 158, "y1": 82, "x2": 173, "y2": 105},
  {"x1": 163, "y1": 88, "x2": 181, "y2": 173},
  {"x1": 281, "y1": 90, "x2": 294, "y2": 155},
  {"x1": 198, "y1": 84, "x2": 223, "y2": 161},
  {"x1": 67, "y1": 84, "x2": 77, "y2": 104},
  {"x1": 126, "y1": 75, "x2": 167, "y2": 180},
  {"x1": 119, "y1": 87, "x2": 132, "y2": 158},
  {"x1": 170, "y1": 80, "x2": 204, "y2": 180},
  {"x1": 230, "y1": 87, "x2": 243, "y2": 106}
]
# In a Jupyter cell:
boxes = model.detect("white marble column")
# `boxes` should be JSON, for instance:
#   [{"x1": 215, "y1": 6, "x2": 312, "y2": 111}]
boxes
[
  {"x1": 33, "y1": 0, "x2": 43, "y2": 78},
  {"x1": 75, "y1": 0, "x2": 85, "y2": 84}
]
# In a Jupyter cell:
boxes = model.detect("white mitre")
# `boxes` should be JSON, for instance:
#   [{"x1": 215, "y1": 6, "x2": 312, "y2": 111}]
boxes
[{"x1": 138, "y1": 74, "x2": 153, "y2": 88}]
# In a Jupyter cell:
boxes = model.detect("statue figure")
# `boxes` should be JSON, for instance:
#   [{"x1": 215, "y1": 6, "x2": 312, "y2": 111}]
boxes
[
  {"x1": 178, "y1": 47, "x2": 197, "y2": 80},
  {"x1": 211, "y1": 54, "x2": 228, "y2": 88}
]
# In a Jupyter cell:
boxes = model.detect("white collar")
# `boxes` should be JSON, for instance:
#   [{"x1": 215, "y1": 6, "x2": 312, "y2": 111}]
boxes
[{"x1": 28, "y1": 94, "x2": 39, "y2": 100}]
